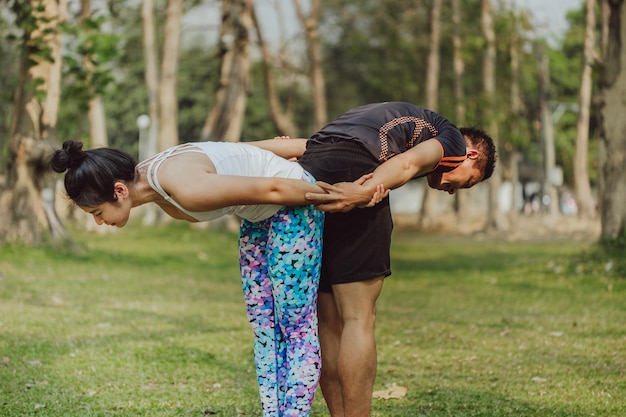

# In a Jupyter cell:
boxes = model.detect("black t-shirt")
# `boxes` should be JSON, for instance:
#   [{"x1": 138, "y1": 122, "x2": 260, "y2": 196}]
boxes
[{"x1": 307, "y1": 102, "x2": 466, "y2": 173}]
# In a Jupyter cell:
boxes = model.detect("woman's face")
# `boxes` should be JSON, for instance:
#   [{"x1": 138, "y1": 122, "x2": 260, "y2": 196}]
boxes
[
  {"x1": 80, "y1": 182, "x2": 133, "y2": 228},
  {"x1": 80, "y1": 199, "x2": 131, "y2": 228}
]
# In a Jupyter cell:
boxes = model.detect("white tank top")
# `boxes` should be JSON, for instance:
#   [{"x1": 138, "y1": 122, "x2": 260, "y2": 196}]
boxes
[{"x1": 138, "y1": 141, "x2": 306, "y2": 222}]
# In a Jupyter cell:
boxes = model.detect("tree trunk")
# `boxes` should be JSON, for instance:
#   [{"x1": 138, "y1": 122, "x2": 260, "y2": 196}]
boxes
[
  {"x1": 452, "y1": 0, "x2": 466, "y2": 126},
  {"x1": 158, "y1": 0, "x2": 183, "y2": 151},
  {"x1": 508, "y1": 10, "x2": 523, "y2": 225},
  {"x1": 598, "y1": 0, "x2": 626, "y2": 241},
  {"x1": 293, "y1": 0, "x2": 327, "y2": 129},
  {"x1": 481, "y1": 0, "x2": 507, "y2": 232},
  {"x1": 88, "y1": 98, "x2": 108, "y2": 148},
  {"x1": 419, "y1": 0, "x2": 442, "y2": 229},
  {"x1": 251, "y1": 4, "x2": 298, "y2": 138},
  {"x1": 601, "y1": 0, "x2": 611, "y2": 57},
  {"x1": 536, "y1": 45, "x2": 560, "y2": 217},
  {"x1": 451, "y1": 0, "x2": 469, "y2": 223},
  {"x1": 573, "y1": 0, "x2": 597, "y2": 219},
  {"x1": 0, "y1": 0, "x2": 67, "y2": 244},
  {"x1": 201, "y1": 0, "x2": 252, "y2": 142},
  {"x1": 81, "y1": 0, "x2": 108, "y2": 149},
  {"x1": 141, "y1": 0, "x2": 160, "y2": 158}
]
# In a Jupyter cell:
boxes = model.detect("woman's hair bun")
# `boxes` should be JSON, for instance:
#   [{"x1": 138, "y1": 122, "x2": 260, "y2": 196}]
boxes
[{"x1": 50, "y1": 140, "x2": 86, "y2": 173}]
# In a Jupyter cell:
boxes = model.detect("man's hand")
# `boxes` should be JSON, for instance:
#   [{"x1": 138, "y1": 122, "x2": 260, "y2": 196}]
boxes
[{"x1": 305, "y1": 174, "x2": 389, "y2": 212}]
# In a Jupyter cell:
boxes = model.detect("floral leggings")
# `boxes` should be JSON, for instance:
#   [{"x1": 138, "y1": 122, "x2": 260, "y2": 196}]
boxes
[{"x1": 239, "y1": 203, "x2": 324, "y2": 417}]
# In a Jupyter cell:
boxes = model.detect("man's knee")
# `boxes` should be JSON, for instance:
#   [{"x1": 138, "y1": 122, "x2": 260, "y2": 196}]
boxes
[{"x1": 332, "y1": 277, "x2": 384, "y2": 323}]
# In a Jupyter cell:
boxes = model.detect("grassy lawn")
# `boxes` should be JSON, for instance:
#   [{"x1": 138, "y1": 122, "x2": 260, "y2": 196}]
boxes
[{"x1": 0, "y1": 222, "x2": 624, "y2": 416}]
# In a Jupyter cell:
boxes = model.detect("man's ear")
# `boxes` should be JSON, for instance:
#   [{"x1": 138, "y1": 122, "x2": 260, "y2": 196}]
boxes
[
  {"x1": 466, "y1": 149, "x2": 479, "y2": 160},
  {"x1": 113, "y1": 182, "x2": 129, "y2": 199}
]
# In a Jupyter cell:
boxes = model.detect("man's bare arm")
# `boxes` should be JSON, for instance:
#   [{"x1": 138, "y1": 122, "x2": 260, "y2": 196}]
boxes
[{"x1": 305, "y1": 139, "x2": 443, "y2": 212}]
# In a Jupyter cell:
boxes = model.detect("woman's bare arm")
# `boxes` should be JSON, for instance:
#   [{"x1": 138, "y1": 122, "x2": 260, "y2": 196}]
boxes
[{"x1": 158, "y1": 156, "x2": 326, "y2": 212}]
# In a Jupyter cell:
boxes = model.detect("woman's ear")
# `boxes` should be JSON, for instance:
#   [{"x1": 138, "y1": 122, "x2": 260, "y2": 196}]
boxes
[{"x1": 113, "y1": 182, "x2": 129, "y2": 199}]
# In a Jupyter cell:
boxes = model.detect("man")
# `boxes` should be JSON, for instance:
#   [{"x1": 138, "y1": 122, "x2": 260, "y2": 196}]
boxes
[{"x1": 296, "y1": 102, "x2": 496, "y2": 417}]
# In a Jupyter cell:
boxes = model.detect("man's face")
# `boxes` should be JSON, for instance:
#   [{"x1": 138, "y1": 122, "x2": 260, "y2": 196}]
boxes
[{"x1": 426, "y1": 152, "x2": 483, "y2": 195}]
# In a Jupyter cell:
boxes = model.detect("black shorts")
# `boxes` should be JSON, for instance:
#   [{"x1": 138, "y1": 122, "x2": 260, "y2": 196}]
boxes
[{"x1": 298, "y1": 142, "x2": 393, "y2": 292}]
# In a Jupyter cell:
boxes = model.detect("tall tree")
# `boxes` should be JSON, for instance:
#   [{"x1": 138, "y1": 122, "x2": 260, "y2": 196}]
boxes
[
  {"x1": 573, "y1": 0, "x2": 597, "y2": 219},
  {"x1": 293, "y1": 0, "x2": 327, "y2": 129},
  {"x1": 201, "y1": 0, "x2": 252, "y2": 142},
  {"x1": 158, "y1": 0, "x2": 183, "y2": 151},
  {"x1": 251, "y1": 4, "x2": 298, "y2": 138},
  {"x1": 451, "y1": 0, "x2": 466, "y2": 126},
  {"x1": 0, "y1": 0, "x2": 67, "y2": 244},
  {"x1": 140, "y1": 0, "x2": 183, "y2": 155},
  {"x1": 481, "y1": 0, "x2": 507, "y2": 231},
  {"x1": 451, "y1": 0, "x2": 469, "y2": 222},
  {"x1": 597, "y1": 0, "x2": 626, "y2": 241},
  {"x1": 141, "y1": 0, "x2": 159, "y2": 158},
  {"x1": 536, "y1": 44, "x2": 560, "y2": 217},
  {"x1": 80, "y1": 0, "x2": 108, "y2": 149},
  {"x1": 419, "y1": 0, "x2": 442, "y2": 229},
  {"x1": 508, "y1": 8, "x2": 524, "y2": 225}
]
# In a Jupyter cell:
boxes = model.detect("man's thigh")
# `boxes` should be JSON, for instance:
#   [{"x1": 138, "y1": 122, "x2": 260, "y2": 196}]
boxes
[
  {"x1": 319, "y1": 201, "x2": 392, "y2": 292},
  {"x1": 332, "y1": 277, "x2": 385, "y2": 320}
]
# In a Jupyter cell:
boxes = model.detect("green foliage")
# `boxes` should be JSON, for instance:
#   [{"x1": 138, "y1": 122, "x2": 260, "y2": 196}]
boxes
[
  {"x1": 176, "y1": 46, "x2": 219, "y2": 141},
  {"x1": 0, "y1": 225, "x2": 624, "y2": 416},
  {"x1": 5, "y1": 0, "x2": 59, "y2": 110},
  {"x1": 243, "y1": 62, "x2": 316, "y2": 140},
  {"x1": 61, "y1": 15, "x2": 121, "y2": 100},
  {"x1": 320, "y1": 0, "x2": 431, "y2": 115}
]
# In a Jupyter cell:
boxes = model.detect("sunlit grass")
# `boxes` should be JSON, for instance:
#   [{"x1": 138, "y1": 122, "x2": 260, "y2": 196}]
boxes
[{"x1": 0, "y1": 223, "x2": 624, "y2": 416}]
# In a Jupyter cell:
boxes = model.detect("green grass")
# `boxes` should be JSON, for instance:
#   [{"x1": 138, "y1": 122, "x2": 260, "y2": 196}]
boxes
[{"x1": 1, "y1": 223, "x2": 624, "y2": 416}]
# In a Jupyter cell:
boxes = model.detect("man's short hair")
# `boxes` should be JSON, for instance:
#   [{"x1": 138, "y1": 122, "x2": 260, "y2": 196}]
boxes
[{"x1": 460, "y1": 127, "x2": 497, "y2": 181}]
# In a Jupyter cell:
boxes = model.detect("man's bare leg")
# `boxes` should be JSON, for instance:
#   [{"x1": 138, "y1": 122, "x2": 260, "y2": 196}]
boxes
[
  {"x1": 318, "y1": 291, "x2": 344, "y2": 416},
  {"x1": 331, "y1": 277, "x2": 385, "y2": 417}
]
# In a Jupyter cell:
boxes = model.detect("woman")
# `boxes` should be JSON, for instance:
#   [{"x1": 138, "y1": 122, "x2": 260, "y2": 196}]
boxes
[{"x1": 51, "y1": 139, "x2": 382, "y2": 417}]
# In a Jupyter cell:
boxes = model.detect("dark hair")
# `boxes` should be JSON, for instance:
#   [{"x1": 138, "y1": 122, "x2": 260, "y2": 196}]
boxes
[
  {"x1": 50, "y1": 140, "x2": 137, "y2": 207},
  {"x1": 459, "y1": 127, "x2": 497, "y2": 181}
]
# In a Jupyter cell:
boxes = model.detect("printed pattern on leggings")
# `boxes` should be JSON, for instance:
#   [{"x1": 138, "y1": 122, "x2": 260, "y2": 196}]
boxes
[{"x1": 239, "y1": 204, "x2": 324, "y2": 417}]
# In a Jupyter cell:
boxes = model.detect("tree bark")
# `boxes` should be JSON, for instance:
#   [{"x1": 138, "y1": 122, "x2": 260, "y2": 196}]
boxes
[
  {"x1": 419, "y1": 0, "x2": 442, "y2": 229},
  {"x1": 601, "y1": 0, "x2": 611, "y2": 57},
  {"x1": 251, "y1": 4, "x2": 298, "y2": 137},
  {"x1": 158, "y1": 0, "x2": 183, "y2": 151},
  {"x1": 293, "y1": 0, "x2": 327, "y2": 129},
  {"x1": 536, "y1": 45, "x2": 560, "y2": 217},
  {"x1": 0, "y1": 0, "x2": 68, "y2": 244},
  {"x1": 481, "y1": 0, "x2": 507, "y2": 232},
  {"x1": 598, "y1": 0, "x2": 626, "y2": 241},
  {"x1": 573, "y1": 0, "x2": 597, "y2": 219},
  {"x1": 508, "y1": 9, "x2": 523, "y2": 225},
  {"x1": 141, "y1": 0, "x2": 160, "y2": 158},
  {"x1": 81, "y1": 0, "x2": 108, "y2": 149},
  {"x1": 452, "y1": 0, "x2": 466, "y2": 125},
  {"x1": 452, "y1": 0, "x2": 469, "y2": 223},
  {"x1": 201, "y1": 0, "x2": 252, "y2": 142}
]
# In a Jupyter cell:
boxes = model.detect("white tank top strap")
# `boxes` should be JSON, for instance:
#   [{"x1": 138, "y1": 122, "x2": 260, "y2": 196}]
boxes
[{"x1": 137, "y1": 143, "x2": 205, "y2": 204}]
